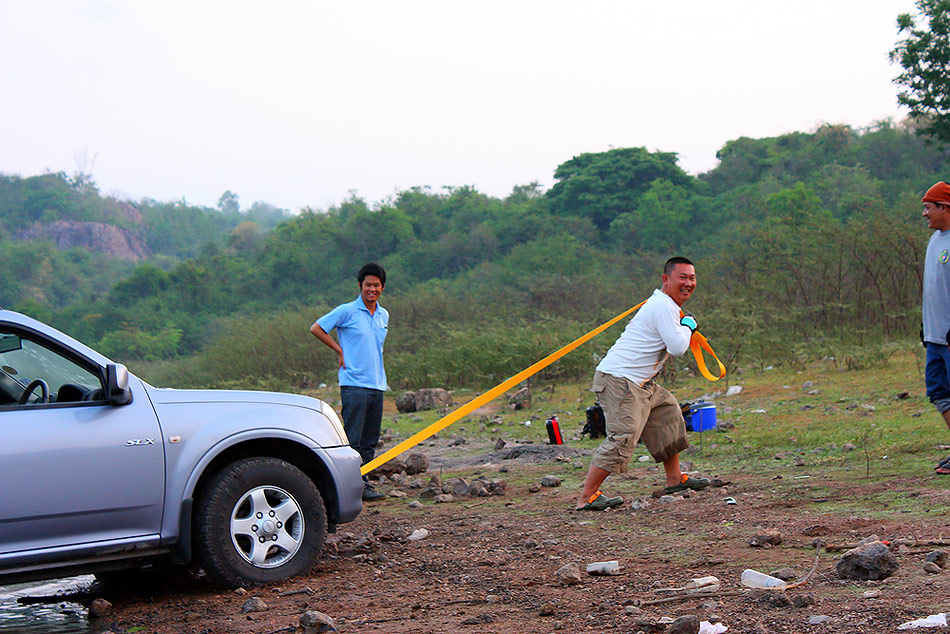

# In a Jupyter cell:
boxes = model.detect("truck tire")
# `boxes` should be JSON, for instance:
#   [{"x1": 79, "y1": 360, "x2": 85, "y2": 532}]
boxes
[{"x1": 195, "y1": 457, "x2": 327, "y2": 587}]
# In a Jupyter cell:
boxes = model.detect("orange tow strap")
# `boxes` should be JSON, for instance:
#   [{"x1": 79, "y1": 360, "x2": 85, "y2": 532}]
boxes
[{"x1": 360, "y1": 300, "x2": 725, "y2": 476}]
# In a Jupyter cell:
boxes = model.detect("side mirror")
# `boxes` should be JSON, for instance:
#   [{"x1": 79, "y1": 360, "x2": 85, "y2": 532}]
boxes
[
  {"x1": 106, "y1": 363, "x2": 133, "y2": 405},
  {"x1": 0, "y1": 333, "x2": 21, "y2": 354}
]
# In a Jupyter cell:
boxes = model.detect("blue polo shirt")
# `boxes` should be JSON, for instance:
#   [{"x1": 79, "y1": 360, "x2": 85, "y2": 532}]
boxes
[{"x1": 315, "y1": 296, "x2": 389, "y2": 391}]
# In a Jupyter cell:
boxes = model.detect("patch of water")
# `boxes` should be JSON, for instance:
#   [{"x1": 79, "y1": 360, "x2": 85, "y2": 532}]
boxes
[{"x1": 0, "y1": 575, "x2": 96, "y2": 633}]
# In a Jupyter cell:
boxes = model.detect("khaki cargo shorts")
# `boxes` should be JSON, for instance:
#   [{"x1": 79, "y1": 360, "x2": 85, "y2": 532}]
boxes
[{"x1": 590, "y1": 370, "x2": 688, "y2": 474}]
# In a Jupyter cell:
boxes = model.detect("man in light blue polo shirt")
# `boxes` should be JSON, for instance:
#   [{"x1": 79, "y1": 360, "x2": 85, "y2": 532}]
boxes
[{"x1": 311, "y1": 263, "x2": 389, "y2": 501}]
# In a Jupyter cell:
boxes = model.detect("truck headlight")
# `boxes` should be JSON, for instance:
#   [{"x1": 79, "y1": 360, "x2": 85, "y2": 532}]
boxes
[{"x1": 320, "y1": 401, "x2": 349, "y2": 446}]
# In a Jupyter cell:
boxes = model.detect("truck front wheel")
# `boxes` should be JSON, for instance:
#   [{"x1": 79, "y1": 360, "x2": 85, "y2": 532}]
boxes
[{"x1": 195, "y1": 457, "x2": 327, "y2": 586}]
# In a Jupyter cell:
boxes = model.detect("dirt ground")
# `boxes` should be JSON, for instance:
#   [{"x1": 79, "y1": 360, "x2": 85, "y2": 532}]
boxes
[{"x1": 76, "y1": 437, "x2": 950, "y2": 634}]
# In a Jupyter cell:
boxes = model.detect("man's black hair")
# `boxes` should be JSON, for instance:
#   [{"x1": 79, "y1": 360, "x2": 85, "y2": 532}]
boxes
[
  {"x1": 358, "y1": 262, "x2": 386, "y2": 286},
  {"x1": 664, "y1": 256, "x2": 693, "y2": 275}
]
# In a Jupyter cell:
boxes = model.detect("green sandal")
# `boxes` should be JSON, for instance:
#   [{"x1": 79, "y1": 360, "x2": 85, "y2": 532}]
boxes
[
  {"x1": 577, "y1": 491, "x2": 623, "y2": 511},
  {"x1": 654, "y1": 474, "x2": 710, "y2": 497}
]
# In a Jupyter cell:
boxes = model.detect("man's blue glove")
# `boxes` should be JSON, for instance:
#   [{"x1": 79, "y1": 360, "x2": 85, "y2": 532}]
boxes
[{"x1": 680, "y1": 314, "x2": 697, "y2": 333}]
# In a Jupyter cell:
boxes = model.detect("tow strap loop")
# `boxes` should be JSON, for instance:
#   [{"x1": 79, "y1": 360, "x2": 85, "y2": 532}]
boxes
[
  {"x1": 360, "y1": 299, "x2": 725, "y2": 476},
  {"x1": 682, "y1": 310, "x2": 726, "y2": 382}
]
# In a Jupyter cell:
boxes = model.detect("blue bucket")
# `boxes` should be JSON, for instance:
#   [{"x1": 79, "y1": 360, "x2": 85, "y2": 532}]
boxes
[{"x1": 686, "y1": 402, "x2": 717, "y2": 432}]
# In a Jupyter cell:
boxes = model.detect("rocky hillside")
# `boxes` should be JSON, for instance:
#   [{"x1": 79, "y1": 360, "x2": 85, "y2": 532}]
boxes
[{"x1": 15, "y1": 219, "x2": 151, "y2": 260}]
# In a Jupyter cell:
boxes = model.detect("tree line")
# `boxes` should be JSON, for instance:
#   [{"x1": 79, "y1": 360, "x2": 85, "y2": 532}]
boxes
[{"x1": 0, "y1": 119, "x2": 945, "y2": 391}]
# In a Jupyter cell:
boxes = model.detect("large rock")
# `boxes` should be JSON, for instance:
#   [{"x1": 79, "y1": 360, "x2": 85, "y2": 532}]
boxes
[
  {"x1": 405, "y1": 452, "x2": 429, "y2": 475},
  {"x1": 395, "y1": 388, "x2": 453, "y2": 413},
  {"x1": 369, "y1": 457, "x2": 406, "y2": 478},
  {"x1": 395, "y1": 392, "x2": 418, "y2": 413},
  {"x1": 836, "y1": 540, "x2": 899, "y2": 580},
  {"x1": 442, "y1": 477, "x2": 470, "y2": 497},
  {"x1": 16, "y1": 220, "x2": 150, "y2": 260},
  {"x1": 415, "y1": 388, "x2": 452, "y2": 411}
]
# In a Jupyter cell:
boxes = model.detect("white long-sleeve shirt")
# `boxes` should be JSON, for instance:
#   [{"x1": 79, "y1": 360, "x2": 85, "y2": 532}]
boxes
[{"x1": 595, "y1": 289, "x2": 693, "y2": 385}]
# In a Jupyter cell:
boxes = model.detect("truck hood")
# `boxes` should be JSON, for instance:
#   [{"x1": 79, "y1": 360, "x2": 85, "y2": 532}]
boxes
[{"x1": 144, "y1": 385, "x2": 325, "y2": 411}]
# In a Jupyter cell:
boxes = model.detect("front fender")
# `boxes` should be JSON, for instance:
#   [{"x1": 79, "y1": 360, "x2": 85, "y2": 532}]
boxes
[{"x1": 152, "y1": 400, "x2": 360, "y2": 545}]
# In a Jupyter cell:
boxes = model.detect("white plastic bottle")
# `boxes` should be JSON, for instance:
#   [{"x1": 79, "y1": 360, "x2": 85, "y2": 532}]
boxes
[{"x1": 740, "y1": 568, "x2": 787, "y2": 589}]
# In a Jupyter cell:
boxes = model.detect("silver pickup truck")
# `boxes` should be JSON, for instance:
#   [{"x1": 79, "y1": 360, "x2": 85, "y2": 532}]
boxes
[{"x1": 0, "y1": 309, "x2": 363, "y2": 587}]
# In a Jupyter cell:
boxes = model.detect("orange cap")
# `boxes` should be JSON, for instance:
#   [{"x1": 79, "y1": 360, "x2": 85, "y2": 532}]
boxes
[{"x1": 923, "y1": 181, "x2": 950, "y2": 204}]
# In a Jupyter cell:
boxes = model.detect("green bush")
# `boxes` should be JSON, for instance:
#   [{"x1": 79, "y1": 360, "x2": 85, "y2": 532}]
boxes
[{"x1": 194, "y1": 308, "x2": 337, "y2": 389}]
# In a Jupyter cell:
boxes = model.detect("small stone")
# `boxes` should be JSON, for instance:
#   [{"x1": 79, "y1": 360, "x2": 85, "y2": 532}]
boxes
[
  {"x1": 408, "y1": 500, "x2": 423, "y2": 508},
  {"x1": 749, "y1": 529, "x2": 782, "y2": 547},
  {"x1": 461, "y1": 614, "x2": 495, "y2": 625},
  {"x1": 629, "y1": 499, "x2": 650, "y2": 511},
  {"x1": 751, "y1": 589, "x2": 792, "y2": 607},
  {"x1": 555, "y1": 562, "x2": 582, "y2": 585},
  {"x1": 925, "y1": 550, "x2": 947, "y2": 568},
  {"x1": 240, "y1": 597, "x2": 268, "y2": 613},
  {"x1": 419, "y1": 486, "x2": 440, "y2": 499},
  {"x1": 924, "y1": 561, "x2": 942, "y2": 574},
  {"x1": 808, "y1": 615, "x2": 831, "y2": 624},
  {"x1": 656, "y1": 494, "x2": 678, "y2": 504},
  {"x1": 234, "y1": 587, "x2": 248, "y2": 595},
  {"x1": 770, "y1": 567, "x2": 797, "y2": 581},
  {"x1": 408, "y1": 529, "x2": 429, "y2": 541},
  {"x1": 842, "y1": 442, "x2": 857, "y2": 452},
  {"x1": 300, "y1": 610, "x2": 336, "y2": 633},
  {"x1": 494, "y1": 438, "x2": 507, "y2": 451},
  {"x1": 862, "y1": 589, "x2": 881, "y2": 599},
  {"x1": 539, "y1": 603, "x2": 557, "y2": 616},
  {"x1": 669, "y1": 614, "x2": 700, "y2": 634},
  {"x1": 488, "y1": 479, "x2": 507, "y2": 495},
  {"x1": 467, "y1": 480, "x2": 489, "y2": 497},
  {"x1": 632, "y1": 618, "x2": 666, "y2": 633},
  {"x1": 792, "y1": 593, "x2": 816, "y2": 608},
  {"x1": 528, "y1": 482, "x2": 541, "y2": 493},
  {"x1": 89, "y1": 598, "x2": 113, "y2": 618},
  {"x1": 540, "y1": 475, "x2": 562, "y2": 488},
  {"x1": 586, "y1": 560, "x2": 621, "y2": 576},
  {"x1": 388, "y1": 489, "x2": 407, "y2": 498},
  {"x1": 434, "y1": 494, "x2": 454, "y2": 503}
]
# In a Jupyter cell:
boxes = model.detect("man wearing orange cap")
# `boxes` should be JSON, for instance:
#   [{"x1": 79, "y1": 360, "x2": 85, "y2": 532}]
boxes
[{"x1": 922, "y1": 181, "x2": 950, "y2": 474}]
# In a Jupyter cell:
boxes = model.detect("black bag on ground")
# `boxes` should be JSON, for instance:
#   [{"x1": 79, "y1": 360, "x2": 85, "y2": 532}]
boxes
[{"x1": 582, "y1": 403, "x2": 606, "y2": 439}]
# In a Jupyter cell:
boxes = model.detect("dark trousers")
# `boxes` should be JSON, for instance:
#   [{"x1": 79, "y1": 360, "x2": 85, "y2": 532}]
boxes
[
  {"x1": 925, "y1": 342, "x2": 950, "y2": 413},
  {"x1": 340, "y1": 386, "x2": 384, "y2": 467}
]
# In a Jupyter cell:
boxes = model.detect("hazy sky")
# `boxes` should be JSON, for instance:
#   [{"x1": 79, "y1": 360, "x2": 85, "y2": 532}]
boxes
[{"x1": 0, "y1": 1, "x2": 919, "y2": 212}]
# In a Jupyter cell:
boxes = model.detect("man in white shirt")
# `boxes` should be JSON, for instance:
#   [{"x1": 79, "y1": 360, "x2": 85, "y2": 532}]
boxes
[{"x1": 575, "y1": 257, "x2": 709, "y2": 510}]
